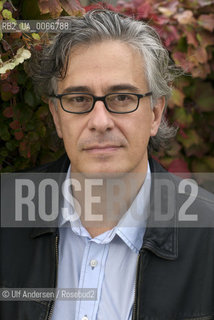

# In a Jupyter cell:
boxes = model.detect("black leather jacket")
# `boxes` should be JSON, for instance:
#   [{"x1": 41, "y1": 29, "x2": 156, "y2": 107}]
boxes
[{"x1": 1, "y1": 154, "x2": 214, "y2": 320}]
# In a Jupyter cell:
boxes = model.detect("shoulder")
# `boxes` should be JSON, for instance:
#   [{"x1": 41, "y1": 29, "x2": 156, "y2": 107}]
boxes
[{"x1": 149, "y1": 156, "x2": 214, "y2": 226}]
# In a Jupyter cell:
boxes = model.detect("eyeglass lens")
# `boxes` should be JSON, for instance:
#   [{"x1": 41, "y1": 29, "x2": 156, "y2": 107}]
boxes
[{"x1": 61, "y1": 93, "x2": 139, "y2": 113}]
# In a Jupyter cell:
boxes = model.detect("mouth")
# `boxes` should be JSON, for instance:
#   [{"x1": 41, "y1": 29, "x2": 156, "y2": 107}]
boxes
[{"x1": 83, "y1": 144, "x2": 123, "y2": 154}]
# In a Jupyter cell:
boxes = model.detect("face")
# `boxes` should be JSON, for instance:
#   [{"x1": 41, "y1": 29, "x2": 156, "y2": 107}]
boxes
[{"x1": 49, "y1": 40, "x2": 164, "y2": 175}]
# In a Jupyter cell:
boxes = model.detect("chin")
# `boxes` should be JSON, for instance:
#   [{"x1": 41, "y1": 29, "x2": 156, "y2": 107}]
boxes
[{"x1": 75, "y1": 164, "x2": 129, "y2": 179}]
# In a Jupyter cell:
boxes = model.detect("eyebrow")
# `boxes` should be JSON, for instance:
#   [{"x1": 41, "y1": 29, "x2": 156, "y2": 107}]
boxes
[
  {"x1": 61, "y1": 84, "x2": 141, "y2": 94},
  {"x1": 107, "y1": 84, "x2": 141, "y2": 93},
  {"x1": 61, "y1": 86, "x2": 91, "y2": 94}
]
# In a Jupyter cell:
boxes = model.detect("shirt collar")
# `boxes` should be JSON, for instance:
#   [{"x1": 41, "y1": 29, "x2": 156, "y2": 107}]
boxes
[
  {"x1": 60, "y1": 164, "x2": 151, "y2": 253},
  {"x1": 115, "y1": 165, "x2": 151, "y2": 252}
]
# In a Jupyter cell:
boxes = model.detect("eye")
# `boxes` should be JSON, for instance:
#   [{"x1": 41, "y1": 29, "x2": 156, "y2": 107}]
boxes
[
  {"x1": 71, "y1": 95, "x2": 90, "y2": 103},
  {"x1": 109, "y1": 94, "x2": 136, "y2": 105},
  {"x1": 115, "y1": 94, "x2": 131, "y2": 101},
  {"x1": 63, "y1": 94, "x2": 92, "y2": 105}
]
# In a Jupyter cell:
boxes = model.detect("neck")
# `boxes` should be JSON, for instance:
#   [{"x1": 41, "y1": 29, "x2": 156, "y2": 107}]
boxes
[{"x1": 70, "y1": 168, "x2": 148, "y2": 238}]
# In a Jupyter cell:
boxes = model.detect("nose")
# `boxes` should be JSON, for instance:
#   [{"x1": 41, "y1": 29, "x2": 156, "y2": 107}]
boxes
[{"x1": 87, "y1": 100, "x2": 115, "y2": 132}]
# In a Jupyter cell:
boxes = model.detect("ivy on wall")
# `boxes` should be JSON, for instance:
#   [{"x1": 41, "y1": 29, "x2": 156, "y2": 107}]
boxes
[{"x1": 0, "y1": 0, "x2": 214, "y2": 173}]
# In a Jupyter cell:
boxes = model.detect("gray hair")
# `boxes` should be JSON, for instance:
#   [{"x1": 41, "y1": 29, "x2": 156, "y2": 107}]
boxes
[{"x1": 29, "y1": 9, "x2": 180, "y2": 151}]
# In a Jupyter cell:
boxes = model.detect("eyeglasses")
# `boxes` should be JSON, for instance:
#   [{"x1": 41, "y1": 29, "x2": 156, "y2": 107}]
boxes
[{"x1": 50, "y1": 92, "x2": 152, "y2": 114}]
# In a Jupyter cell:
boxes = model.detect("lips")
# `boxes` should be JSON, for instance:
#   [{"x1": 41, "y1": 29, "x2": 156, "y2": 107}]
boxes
[{"x1": 83, "y1": 144, "x2": 123, "y2": 153}]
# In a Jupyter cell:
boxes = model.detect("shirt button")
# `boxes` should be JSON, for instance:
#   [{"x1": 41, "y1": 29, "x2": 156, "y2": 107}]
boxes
[
  {"x1": 90, "y1": 259, "x2": 98, "y2": 268},
  {"x1": 82, "y1": 317, "x2": 88, "y2": 320}
]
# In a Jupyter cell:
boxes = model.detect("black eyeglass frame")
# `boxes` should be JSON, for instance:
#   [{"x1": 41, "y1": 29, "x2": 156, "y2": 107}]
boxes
[{"x1": 50, "y1": 92, "x2": 153, "y2": 114}]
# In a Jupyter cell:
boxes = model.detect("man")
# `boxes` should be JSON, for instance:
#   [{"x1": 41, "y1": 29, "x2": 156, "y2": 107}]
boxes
[{"x1": 1, "y1": 9, "x2": 214, "y2": 320}]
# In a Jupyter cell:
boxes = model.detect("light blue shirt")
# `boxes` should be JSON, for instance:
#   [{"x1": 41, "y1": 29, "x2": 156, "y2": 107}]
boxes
[{"x1": 52, "y1": 166, "x2": 151, "y2": 320}]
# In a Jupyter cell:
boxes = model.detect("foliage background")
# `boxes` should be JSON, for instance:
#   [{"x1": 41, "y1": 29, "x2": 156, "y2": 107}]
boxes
[{"x1": 0, "y1": 0, "x2": 214, "y2": 175}]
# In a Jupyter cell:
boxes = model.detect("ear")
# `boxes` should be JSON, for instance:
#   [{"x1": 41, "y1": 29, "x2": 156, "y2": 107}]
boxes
[
  {"x1": 150, "y1": 96, "x2": 165, "y2": 137},
  {"x1": 49, "y1": 100, "x2": 63, "y2": 138}
]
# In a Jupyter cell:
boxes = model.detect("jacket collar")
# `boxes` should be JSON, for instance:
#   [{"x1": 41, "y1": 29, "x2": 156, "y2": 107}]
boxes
[
  {"x1": 142, "y1": 157, "x2": 178, "y2": 260},
  {"x1": 31, "y1": 154, "x2": 178, "y2": 260},
  {"x1": 30, "y1": 154, "x2": 69, "y2": 239}
]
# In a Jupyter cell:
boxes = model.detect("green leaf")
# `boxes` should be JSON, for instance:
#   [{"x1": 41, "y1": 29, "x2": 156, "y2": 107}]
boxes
[
  {"x1": 0, "y1": 149, "x2": 8, "y2": 157},
  {"x1": 36, "y1": 106, "x2": 49, "y2": 119},
  {"x1": 192, "y1": 82, "x2": 214, "y2": 112},
  {"x1": 24, "y1": 90, "x2": 37, "y2": 107},
  {"x1": 2, "y1": 9, "x2": 12, "y2": 20},
  {"x1": 198, "y1": 95, "x2": 214, "y2": 112},
  {"x1": 1, "y1": 166, "x2": 14, "y2": 173},
  {"x1": 166, "y1": 141, "x2": 182, "y2": 157},
  {"x1": 39, "y1": 125, "x2": 46, "y2": 138},
  {"x1": 191, "y1": 161, "x2": 208, "y2": 172},
  {"x1": 16, "y1": 104, "x2": 33, "y2": 122},
  {"x1": 1, "y1": 90, "x2": 12, "y2": 101},
  {"x1": 196, "y1": 33, "x2": 202, "y2": 43},
  {"x1": 32, "y1": 33, "x2": 40, "y2": 40},
  {"x1": 176, "y1": 37, "x2": 187, "y2": 52},
  {"x1": 170, "y1": 88, "x2": 185, "y2": 107},
  {"x1": 159, "y1": 157, "x2": 174, "y2": 169},
  {"x1": 25, "y1": 120, "x2": 37, "y2": 131},
  {"x1": 203, "y1": 157, "x2": 214, "y2": 171},
  {"x1": 0, "y1": 124, "x2": 10, "y2": 141},
  {"x1": 6, "y1": 140, "x2": 18, "y2": 151},
  {"x1": 0, "y1": 1, "x2": 4, "y2": 11},
  {"x1": 28, "y1": 131, "x2": 39, "y2": 141},
  {"x1": 17, "y1": 72, "x2": 27, "y2": 85},
  {"x1": 173, "y1": 108, "x2": 193, "y2": 127},
  {"x1": 21, "y1": 0, "x2": 47, "y2": 20},
  {"x1": 178, "y1": 129, "x2": 202, "y2": 149}
]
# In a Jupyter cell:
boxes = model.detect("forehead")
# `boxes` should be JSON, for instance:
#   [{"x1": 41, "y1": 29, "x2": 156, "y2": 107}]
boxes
[{"x1": 57, "y1": 40, "x2": 148, "y2": 93}]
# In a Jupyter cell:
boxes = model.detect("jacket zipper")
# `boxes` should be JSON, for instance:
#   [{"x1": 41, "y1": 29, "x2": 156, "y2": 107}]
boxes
[
  {"x1": 132, "y1": 246, "x2": 173, "y2": 320},
  {"x1": 46, "y1": 233, "x2": 59, "y2": 320},
  {"x1": 132, "y1": 252, "x2": 141, "y2": 320}
]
